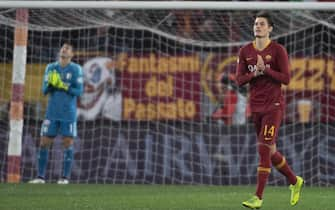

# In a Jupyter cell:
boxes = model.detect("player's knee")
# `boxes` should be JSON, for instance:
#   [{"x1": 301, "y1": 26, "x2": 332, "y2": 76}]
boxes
[
  {"x1": 258, "y1": 144, "x2": 271, "y2": 167},
  {"x1": 39, "y1": 136, "x2": 53, "y2": 148},
  {"x1": 269, "y1": 144, "x2": 277, "y2": 155},
  {"x1": 62, "y1": 137, "x2": 74, "y2": 148}
]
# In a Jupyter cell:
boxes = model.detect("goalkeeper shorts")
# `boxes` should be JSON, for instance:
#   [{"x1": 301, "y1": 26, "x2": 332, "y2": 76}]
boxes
[{"x1": 40, "y1": 119, "x2": 77, "y2": 138}]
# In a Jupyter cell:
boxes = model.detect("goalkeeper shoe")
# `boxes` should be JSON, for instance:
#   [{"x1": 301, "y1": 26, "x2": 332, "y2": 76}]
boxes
[
  {"x1": 57, "y1": 178, "x2": 69, "y2": 185},
  {"x1": 289, "y1": 176, "x2": 304, "y2": 206},
  {"x1": 28, "y1": 178, "x2": 45, "y2": 184},
  {"x1": 242, "y1": 195, "x2": 263, "y2": 209}
]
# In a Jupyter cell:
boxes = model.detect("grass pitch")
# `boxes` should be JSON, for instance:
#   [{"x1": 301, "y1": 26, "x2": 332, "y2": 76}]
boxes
[{"x1": 1, "y1": 184, "x2": 334, "y2": 210}]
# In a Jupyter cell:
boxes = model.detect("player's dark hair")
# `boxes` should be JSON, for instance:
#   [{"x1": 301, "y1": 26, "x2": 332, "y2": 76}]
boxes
[
  {"x1": 255, "y1": 11, "x2": 274, "y2": 27},
  {"x1": 62, "y1": 41, "x2": 74, "y2": 50}
]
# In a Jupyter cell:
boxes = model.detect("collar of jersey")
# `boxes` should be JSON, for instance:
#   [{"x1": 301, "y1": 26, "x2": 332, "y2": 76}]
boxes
[
  {"x1": 57, "y1": 61, "x2": 72, "y2": 69},
  {"x1": 252, "y1": 39, "x2": 271, "y2": 51}
]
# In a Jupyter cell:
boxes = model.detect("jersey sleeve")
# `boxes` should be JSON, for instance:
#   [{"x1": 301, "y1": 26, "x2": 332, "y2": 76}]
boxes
[
  {"x1": 67, "y1": 65, "x2": 84, "y2": 96},
  {"x1": 235, "y1": 48, "x2": 254, "y2": 86},
  {"x1": 264, "y1": 45, "x2": 290, "y2": 85},
  {"x1": 42, "y1": 64, "x2": 54, "y2": 95}
]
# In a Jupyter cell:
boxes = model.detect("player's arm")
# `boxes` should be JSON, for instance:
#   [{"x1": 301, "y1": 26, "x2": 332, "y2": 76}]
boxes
[
  {"x1": 236, "y1": 49, "x2": 255, "y2": 86},
  {"x1": 67, "y1": 65, "x2": 84, "y2": 96},
  {"x1": 42, "y1": 64, "x2": 54, "y2": 95},
  {"x1": 263, "y1": 45, "x2": 290, "y2": 85}
]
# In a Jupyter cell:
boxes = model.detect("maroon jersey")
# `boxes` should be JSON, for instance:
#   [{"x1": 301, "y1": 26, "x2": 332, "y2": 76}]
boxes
[{"x1": 236, "y1": 41, "x2": 290, "y2": 113}]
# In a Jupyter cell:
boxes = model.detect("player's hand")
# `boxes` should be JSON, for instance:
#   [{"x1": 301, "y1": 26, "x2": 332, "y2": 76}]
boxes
[
  {"x1": 253, "y1": 55, "x2": 265, "y2": 77},
  {"x1": 48, "y1": 70, "x2": 69, "y2": 91},
  {"x1": 256, "y1": 55, "x2": 265, "y2": 71},
  {"x1": 47, "y1": 70, "x2": 58, "y2": 87},
  {"x1": 254, "y1": 69, "x2": 264, "y2": 77}
]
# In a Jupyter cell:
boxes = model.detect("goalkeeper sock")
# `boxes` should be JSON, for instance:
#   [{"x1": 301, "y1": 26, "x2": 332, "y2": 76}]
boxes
[
  {"x1": 256, "y1": 144, "x2": 271, "y2": 199},
  {"x1": 62, "y1": 146, "x2": 74, "y2": 178},
  {"x1": 271, "y1": 151, "x2": 297, "y2": 185},
  {"x1": 37, "y1": 147, "x2": 49, "y2": 179}
]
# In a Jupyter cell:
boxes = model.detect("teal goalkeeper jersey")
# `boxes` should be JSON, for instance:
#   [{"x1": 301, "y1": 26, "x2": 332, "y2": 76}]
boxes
[{"x1": 42, "y1": 61, "x2": 84, "y2": 122}]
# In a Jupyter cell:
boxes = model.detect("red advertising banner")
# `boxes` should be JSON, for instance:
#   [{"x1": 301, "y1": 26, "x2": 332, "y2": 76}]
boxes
[
  {"x1": 119, "y1": 53, "x2": 201, "y2": 120},
  {"x1": 77, "y1": 53, "x2": 335, "y2": 122}
]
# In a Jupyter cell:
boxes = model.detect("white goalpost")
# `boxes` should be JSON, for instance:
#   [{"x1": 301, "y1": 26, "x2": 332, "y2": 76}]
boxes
[{"x1": 0, "y1": 1, "x2": 334, "y2": 186}]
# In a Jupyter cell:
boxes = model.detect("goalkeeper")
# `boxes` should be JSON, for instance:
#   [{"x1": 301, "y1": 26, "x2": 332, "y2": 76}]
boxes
[{"x1": 29, "y1": 43, "x2": 83, "y2": 184}]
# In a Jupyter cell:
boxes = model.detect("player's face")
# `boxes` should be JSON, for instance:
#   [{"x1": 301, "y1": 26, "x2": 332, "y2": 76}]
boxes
[
  {"x1": 253, "y1": 17, "x2": 272, "y2": 38},
  {"x1": 59, "y1": 44, "x2": 73, "y2": 59}
]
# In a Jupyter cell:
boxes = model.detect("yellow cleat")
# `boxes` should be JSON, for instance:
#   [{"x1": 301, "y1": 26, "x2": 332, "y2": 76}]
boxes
[
  {"x1": 242, "y1": 195, "x2": 263, "y2": 209},
  {"x1": 289, "y1": 176, "x2": 304, "y2": 206}
]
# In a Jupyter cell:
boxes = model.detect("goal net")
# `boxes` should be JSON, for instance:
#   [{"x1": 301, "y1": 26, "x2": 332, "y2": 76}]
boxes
[{"x1": 0, "y1": 2, "x2": 334, "y2": 185}]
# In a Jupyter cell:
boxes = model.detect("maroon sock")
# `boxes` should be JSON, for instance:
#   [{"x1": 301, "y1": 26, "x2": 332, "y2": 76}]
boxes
[
  {"x1": 271, "y1": 151, "x2": 297, "y2": 185},
  {"x1": 255, "y1": 145, "x2": 271, "y2": 199},
  {"x1": 256, "y1": 170, "x2": 270, "y2": 199}
]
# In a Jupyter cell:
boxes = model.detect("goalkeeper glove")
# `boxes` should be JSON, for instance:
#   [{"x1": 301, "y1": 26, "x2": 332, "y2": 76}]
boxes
[{"x1": 48, "y1": 70, "x2": 69, "y2": 91}]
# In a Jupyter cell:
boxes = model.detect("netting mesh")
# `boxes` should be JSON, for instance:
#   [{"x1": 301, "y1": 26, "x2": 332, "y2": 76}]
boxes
[
  {"x1": 1, "y1": 9, "x2": 334, "y2": 41},
  {"x1": 0, "y1": 8, "x2": 334, "y2": 185}
]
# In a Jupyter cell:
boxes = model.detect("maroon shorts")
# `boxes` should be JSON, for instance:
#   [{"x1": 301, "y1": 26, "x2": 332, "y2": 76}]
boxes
[{"x1": 252, "y1": 108, "x2": 283, "y2": 145}]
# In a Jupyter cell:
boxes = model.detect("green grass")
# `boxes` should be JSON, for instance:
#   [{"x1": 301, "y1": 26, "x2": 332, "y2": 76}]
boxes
[{"x1": 0, "y1": 184, "x2": 334, "y2": 210}]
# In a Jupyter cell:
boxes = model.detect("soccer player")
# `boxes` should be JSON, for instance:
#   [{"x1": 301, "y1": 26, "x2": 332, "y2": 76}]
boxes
[
  {"x1": 236, "y1": 12, "x2": 304, "y2": 209},
  {"x1": 29, "y1": 42, "x2": 83, "y2": 184}
]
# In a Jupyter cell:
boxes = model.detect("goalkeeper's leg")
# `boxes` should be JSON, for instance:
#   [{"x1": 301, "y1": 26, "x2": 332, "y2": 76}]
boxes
[
  {"x1": 58, "y1": 122, "x2": 76, "y2": 184},
  {"x1": 36, "y1": 137, "x2": 53, "y2": 179},
  {"x1": 61, "y1": 137, "x2": 74, "y2": 182},
  {"x1": 29, "y1": 120, "x2": 57, "y2": 184},
  {"x1": 29, "y1": 136, "x2": 53, "y2": 184}
]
